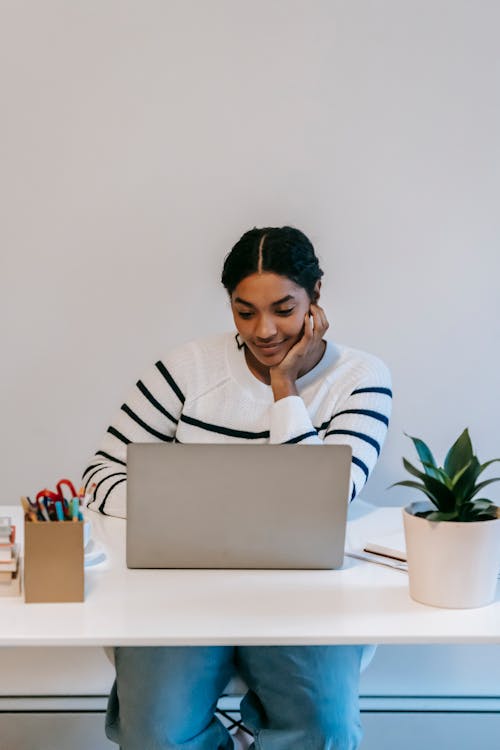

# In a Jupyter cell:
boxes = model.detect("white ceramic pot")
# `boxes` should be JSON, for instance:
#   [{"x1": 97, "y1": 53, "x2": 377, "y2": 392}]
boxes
[{"x1": 403, "y1": 501, "x2": 500, "y2": 609}]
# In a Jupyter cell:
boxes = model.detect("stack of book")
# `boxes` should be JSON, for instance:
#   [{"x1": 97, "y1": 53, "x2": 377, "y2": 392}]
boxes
[{"x1": 0, "y1": 516, "x2": 21, "y2": 596}]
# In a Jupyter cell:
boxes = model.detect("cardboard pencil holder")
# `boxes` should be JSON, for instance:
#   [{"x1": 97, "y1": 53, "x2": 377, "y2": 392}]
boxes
[{"x1": 24, "y1": 520, "x2": 84, "y2": 603}]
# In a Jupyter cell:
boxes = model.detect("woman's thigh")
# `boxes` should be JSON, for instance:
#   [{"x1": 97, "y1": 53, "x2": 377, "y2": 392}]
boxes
[{"x1": 106, "y1": 645, "x2": 235, "y2": 748}]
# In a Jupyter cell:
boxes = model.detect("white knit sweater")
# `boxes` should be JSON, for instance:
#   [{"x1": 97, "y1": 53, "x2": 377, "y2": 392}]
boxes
[{"x1": 83, "y1": 332, "x2": 392, "y2": 518}]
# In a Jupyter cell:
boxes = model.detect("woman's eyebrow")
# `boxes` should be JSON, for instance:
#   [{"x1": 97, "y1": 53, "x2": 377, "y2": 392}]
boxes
[
  {"x1": 234, "y1": 295, "x2": 295, "y2": 308},
  {"x1": 271, "y1": 295, "x2": 295, "y2": 306}
]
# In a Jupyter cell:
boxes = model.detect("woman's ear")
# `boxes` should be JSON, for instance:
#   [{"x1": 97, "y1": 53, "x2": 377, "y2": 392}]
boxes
[{"x1": 312, "y1": 280, "x2": 322, "y2": 303}]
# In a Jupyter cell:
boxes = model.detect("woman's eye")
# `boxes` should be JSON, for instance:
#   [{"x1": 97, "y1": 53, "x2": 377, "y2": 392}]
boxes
[
  {"x1": 276, "y1": 309, "x2": 294, "y2": 316},
  {"x1": 237, "y1": 311, "x2": 253, "y2": 319}
]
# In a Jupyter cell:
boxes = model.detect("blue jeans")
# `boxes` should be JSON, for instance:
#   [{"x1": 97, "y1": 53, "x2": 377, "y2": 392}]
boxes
[{"x1": 105, "y1": 645, "x2": 364, "y2": 749}]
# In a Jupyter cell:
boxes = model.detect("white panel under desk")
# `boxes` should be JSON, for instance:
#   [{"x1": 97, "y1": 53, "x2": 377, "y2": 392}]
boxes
[
  {"x1": 1, "y1": 645, "x2": 500, "y2": 698},
  {"x1": 360, "y1": 644, "x2": 500, "y2": 696},
  {"x1": 1, "y1": 711, "x2": 500, "y2": 750},
  {"x1": 0, "y1": 648, "x2": 114, "y2": 695},
  {"x1": 360, "y1": 713, "x2": 500, "y2": 750},
  {"x1": 0, "y1": 713, "x2": 114, "y2": 750}
]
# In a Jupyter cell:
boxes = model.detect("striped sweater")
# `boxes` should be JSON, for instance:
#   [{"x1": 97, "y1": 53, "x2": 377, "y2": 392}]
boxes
[{"x1": 82, "y1": 332, "x2": 392, "y2": 518}]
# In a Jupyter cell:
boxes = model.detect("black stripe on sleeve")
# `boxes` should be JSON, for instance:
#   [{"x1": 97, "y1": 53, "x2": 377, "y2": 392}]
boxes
[
  {"x1": 87, "y1": 472, "x2": 127, "y2": 510},
  {"x1": 84, "y1": 465, "x2": 111, "y2": 488},
  {"x1": 351, "y1": 387, "x2": 393, "y2": 397},
  {"x1": 82, "y1": 462, "x2": 104, "y2": 481},
  {"x1": 155, "y1": 361, "x2": 185, "y2": 404},
  {"x1": 95, "y1": 450, "x2": 127, "y2": 466},
  {"x1": 121, "y1": 404, "x2": 174, "y2": 442},
  {"x1": 331, "y1": 409, "x2": 389, "y2": 427},
  {"x1": 136, "y1": 380, "x2": 179, "y2": 426},
  {"x1": 180, "y1": 414, "x2": 269, "y2": 440},
  {"x1": 99, "y1": 477, "x2": 127, "y2": 515},
  {"x1": 318, "y1": 409, "x2": 387, "y2": 433},
  {"x1": 284, "y1": 431, "x2": 318, "y2": 444},
  {"x1": 107, "y1": 426, "x2": 131, "y2": 445},
  {"x1": 350, "y1": 482, "x2": 357, "y2": 502},
  {"x1": 317, "y1": 417, "x2": 333, "y2": 432},
  {"x1": 352, "y1": 456, "x2": 369, "y2": 481},
  {"x1": 325, "y1": 429, "x2": 381, "y2": 456}
]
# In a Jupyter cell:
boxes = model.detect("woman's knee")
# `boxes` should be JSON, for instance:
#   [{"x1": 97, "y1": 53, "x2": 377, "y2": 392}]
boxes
[{"x1": 307, "y1": 702, "x2": 363, "y2": 750}]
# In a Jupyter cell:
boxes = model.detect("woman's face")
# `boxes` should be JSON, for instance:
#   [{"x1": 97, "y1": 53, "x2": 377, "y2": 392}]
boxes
[{"x1": 231, "y1": 272, "x2": 318, "y2": 372}]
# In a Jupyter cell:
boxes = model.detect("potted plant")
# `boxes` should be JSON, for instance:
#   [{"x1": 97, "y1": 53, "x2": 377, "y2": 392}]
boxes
[{"x1": 392, "y1": 428, "x2": 500, "y2": 608}]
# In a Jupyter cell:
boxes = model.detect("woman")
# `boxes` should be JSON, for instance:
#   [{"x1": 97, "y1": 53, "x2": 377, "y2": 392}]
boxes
[{"x1": 83, "y1": 226, "x2": 392, "y2": 750}]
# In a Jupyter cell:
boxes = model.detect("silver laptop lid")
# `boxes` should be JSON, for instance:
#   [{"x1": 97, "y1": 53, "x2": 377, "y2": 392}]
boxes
[{"x1": 126, "y1": 443, "x2": 352, "y2": 570}]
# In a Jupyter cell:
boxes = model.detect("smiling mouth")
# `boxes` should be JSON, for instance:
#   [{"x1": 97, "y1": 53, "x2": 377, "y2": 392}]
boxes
[{"x1": 255, "y1": 341, "x2": 285, "y2": 351}]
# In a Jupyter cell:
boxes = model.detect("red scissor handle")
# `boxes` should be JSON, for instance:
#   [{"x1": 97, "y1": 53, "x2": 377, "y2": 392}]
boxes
[
  {"x1": 36, "y1": 489, "x2": 60, "y2": 502},
  {"x1": 36, "y1": 478, "x2": 78, "y2": 506},
  {"x1": 56, "y1": 479, "x2": 78, "y2": 500}
]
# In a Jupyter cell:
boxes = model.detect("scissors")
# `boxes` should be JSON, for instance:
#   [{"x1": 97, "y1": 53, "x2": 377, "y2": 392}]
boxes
[{"x1": 36, "y1": 479, "x2": 79, "y2": 520}]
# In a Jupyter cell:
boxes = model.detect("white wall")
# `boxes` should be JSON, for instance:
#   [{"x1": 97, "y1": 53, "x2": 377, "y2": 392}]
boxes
[{"x1": 2, "y1": 0, "x2": 499, "y2": 506}]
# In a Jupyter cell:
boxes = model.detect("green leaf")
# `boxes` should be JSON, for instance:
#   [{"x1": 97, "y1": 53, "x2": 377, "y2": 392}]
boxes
[
  {"x1": 389, "y1": 479, "x2": 426, "y2": 491},
  {"x1": 403, "y1": 458, "x2": 456, "y2": 513},
  {"x1": 404, "y1": 433, "x2": 440, "y2": 478},
  {"x1": 419, "y1": 473, "x2": 457, "y2": 512},
  {"x1": 477, "y1": 458, "x2": 500, "y2": 476},
  {"x1": 400, "y1": 459, "x2": 451, "y2": 507},
  {"x1": 470, "y1": 499, "x2": 494, "y2": 509},
  {"x1": 468, "y1": 477, "x2": 500, "y2": 501},
  {"x1": 459, "y1": 501, "x2": 497, "y2": 522},
  {"x1": 405, "y1": 432, "x2": 437, "y2": 466},
  {"x1": 450, "y1": 460, "x2": 473, "y2": 488},
  {"x1": 402, "y1": 457, "x2": 429, "y2": 481},
  {"x1": 389, "y1": 480, "x2": 439, "y2": 507},
  {"x1": 397, "y1": 459, "x2": 457, "y2": 512},
  {"x1": 452, "y1": 456, "x2": 482, "y2": 503},
  {"x1": 392, "y1": 476, "x2": 456, "y2": 513},
  {"x1": 444, "y1": 428, "x2": 473, "y2": 480},
  {"x1": 421, "y1": 461, "x2": 453, "y2": 488},
  {"x1": 426, "y1": 510, "x2": 459, "y2": 522},
  {"x1": 466, "y1": 499, "x2": 499, "y2": 521}
]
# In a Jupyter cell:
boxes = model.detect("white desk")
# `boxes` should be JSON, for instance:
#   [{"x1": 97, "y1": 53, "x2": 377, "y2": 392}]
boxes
[{"x1": 1, "y1": 503, "x2": 499, "y2": 647}]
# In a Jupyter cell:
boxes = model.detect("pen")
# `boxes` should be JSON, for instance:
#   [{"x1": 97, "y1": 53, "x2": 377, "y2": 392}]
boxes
[
  {"x1": 37, "y1": 498, "x2": 51, "y2": 522},
  {"x1": 55, "y1": 500, "x2": 64, "y2": 521},
  {"x1": 363, "y1": 543, "x2": 406, "y2": 563},
  {"x1": 71, "y1": 497, "x2": 80, "y2": 522}
]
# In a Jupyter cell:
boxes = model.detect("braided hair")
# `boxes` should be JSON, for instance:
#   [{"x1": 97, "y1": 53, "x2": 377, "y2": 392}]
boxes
[{"x1": 221, "y1": 226, "x2": 324, "y2": 301}]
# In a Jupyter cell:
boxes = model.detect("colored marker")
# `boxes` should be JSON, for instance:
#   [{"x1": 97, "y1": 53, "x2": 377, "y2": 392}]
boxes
[{"x1": 38, "y1": 499, "x2": 51, "y2": 522}]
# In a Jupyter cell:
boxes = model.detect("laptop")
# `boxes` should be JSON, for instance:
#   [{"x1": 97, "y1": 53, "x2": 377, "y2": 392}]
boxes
[{"x1": 126, "y1": 443, "x2": 352, "y2": 570}]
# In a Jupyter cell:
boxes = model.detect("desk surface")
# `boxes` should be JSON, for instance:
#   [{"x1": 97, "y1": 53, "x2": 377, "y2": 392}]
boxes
[{"x1": 1, "y1": 503, "x2": 499, "y2": 647}]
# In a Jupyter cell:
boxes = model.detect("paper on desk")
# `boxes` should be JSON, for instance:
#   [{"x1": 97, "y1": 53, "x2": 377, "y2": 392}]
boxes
[
  {"x1": 345, "y1": 549, "x2": 408, "y2": 572},
  {"x1": 345, "y1": 522, "x2": 408, "y2": 572}
]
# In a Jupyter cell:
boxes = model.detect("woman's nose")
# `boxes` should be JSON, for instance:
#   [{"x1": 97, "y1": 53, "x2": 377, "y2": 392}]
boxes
[{"x1": 254, "y1": 315, "x2": 277, "y2": 340}]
